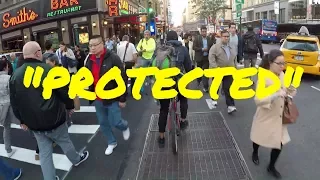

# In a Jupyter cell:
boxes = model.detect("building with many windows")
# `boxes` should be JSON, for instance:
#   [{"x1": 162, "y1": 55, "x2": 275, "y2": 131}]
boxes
[{"x1": 232, "y1": 0, "x2": 320, "y2": 24}]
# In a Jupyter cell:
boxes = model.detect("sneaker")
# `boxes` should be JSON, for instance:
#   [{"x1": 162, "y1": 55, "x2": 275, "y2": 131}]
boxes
[
  {"x1": 35, "y1": 153, "x2": 40, "y2": 161},
  {"x1": 7, "y1": 149, "x2": 16, "y2": 158},
  {"x1": 158, "y1": 136, "x2": 165, "y2": 148},
  {"x1": 227, "y1": 106, "x2": 237, "y2": 114},
  {"x1": 13, "y1": 168, "x2": 22, "y2": 180},
  {"x1": 74, "y1": 151, "x2": 89, "y2": 167},
  {"x1": 123, "y1": 128, "x2": 130, "y2": 141},
  {"x1": 211, "y1": 99, "x2": 218, "y2": 107},
  {"x1": 180, "y1": 120, "x2": 189, "y2": 130},
  {"x1": 56, "y1": 176, "x2": 60, "y2": 180},
  {"x1": 105, "y1": 144, "x2": 117, "y2": 156},
  {"x1": 203, "y1": 88, "x2": 208, "y2": 93}
]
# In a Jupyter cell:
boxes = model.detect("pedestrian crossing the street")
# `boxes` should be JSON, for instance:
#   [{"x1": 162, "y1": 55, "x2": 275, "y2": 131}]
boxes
[{"x1": 0, "y1": 96, "x2": 99, "y2": 179}]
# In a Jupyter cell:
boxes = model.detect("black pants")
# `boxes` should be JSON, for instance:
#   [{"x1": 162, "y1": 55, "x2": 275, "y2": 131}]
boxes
[
  {"x1": 196, "y1": 56, "x2": 209, "y2": 89},
  {"x1": 158, "y1": 93, "x2": 188, "y2": 133},
  {"x1": 253, "y1": 142, "x2": 282, "y2": 168},
  {"x1": 124, "y1": 61, "x2": 136, "y2": 92},
  {"x1": 212, "y1": 75, "x2": 234, "y2": 106}
]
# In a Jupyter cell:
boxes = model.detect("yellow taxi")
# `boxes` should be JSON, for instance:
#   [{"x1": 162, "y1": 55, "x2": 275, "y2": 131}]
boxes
[{"x1": 280, "y1": 26, "x2": 320, "y2": 78}]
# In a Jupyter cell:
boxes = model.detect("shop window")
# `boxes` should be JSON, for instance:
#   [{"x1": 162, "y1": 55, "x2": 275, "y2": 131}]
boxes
[
  {"x1": 44, "y1": 32, "x2": 59, "y2": 50},
  {"x1": 2, "y1": 37, "x2": 23, "y2": 52},
  {"x1": 76, "y1": 26, "x2": 89, "y2": 48}
]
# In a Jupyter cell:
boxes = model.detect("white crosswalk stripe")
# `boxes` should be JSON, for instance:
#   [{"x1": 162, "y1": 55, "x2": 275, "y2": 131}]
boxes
[{"x1": 0, "y1": 96, "x2": 99, "y2": 173}]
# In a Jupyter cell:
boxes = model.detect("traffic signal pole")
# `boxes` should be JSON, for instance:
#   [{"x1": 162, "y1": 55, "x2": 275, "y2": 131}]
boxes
[{"x1": 147, "y1": 0, "x2": 150, "y2": 31}]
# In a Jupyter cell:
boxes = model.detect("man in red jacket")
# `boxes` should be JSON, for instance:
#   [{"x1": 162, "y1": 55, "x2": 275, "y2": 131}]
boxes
[{"x1": 86, "y1": 35, "x2": 130, "y2": 156}]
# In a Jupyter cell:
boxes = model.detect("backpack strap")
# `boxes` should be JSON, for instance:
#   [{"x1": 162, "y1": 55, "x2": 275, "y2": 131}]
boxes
[{"x1": 122, "y1": 42, "x2": 129, "y2": 62}]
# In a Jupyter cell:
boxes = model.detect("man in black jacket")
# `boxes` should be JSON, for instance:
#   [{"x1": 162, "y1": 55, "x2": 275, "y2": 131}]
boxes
[
  {"x1": 9, "y1": 41, "x2": 89, "y2": 180},
  {"x1": 86, "y1": 35, "x2": 130, "y2": 156}
]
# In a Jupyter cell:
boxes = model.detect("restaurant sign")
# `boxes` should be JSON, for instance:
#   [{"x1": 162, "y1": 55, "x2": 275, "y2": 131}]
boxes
[
  {"x1": 106, "y1": 0, "x2": 129, "y2": 17},
  {"x1": 2, "y1": 2, "x2": 39, "y2": 29},
  {"x1": 47, "y1": 0, "x2": 82, "y2": 17},
  {"x1": 119, "y1": 0, "x2": 129, "y2": 15}
]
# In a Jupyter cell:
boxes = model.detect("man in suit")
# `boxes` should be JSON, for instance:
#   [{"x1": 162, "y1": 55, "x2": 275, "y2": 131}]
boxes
[{"x1": 193, "y1": 25, "x2": 215, "y2": 92}]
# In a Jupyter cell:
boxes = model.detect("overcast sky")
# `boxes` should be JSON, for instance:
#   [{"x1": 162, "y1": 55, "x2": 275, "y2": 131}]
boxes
[{"x1": 171, "y1": 0, "x2": 187, "y2": 26}]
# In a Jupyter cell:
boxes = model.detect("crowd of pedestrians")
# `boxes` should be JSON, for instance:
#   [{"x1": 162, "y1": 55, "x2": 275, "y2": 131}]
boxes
[{"x1": 0, "y1": 24, "x2": 298, "y2": 180}]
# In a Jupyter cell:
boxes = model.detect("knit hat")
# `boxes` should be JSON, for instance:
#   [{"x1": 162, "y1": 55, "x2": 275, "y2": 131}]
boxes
[{"x1": 167, "y1": 31, "x2": 178, "y2": 41}]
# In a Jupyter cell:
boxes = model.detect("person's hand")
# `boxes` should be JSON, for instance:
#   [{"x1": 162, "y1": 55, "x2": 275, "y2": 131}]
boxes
[
  {"x1": 119, "y1": 102, "x2": 126, "y2": 108},
  {"x1": 68, "y1": 109, "x2": 75, "y2": 117},
  {"x1": 287, "y1": 87, "x2": 297, "y2": 97},
  {"x1": 203, "y1": 48, "x2": 208, "y2": 52},
  {"x1": 278, "y1": 88, "x2": 287, "y2": 97},
  {"x1": 20, "y1": 124, "x2": 28, "y2": 131}
]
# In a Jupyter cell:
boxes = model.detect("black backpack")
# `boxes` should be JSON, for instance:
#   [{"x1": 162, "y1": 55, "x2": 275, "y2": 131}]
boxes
[{"x1": 244, "y1": 35, "x2": 258, "y2": 53}]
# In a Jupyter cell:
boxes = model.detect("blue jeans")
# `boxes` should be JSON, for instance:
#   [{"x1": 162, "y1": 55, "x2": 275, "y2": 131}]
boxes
[
  {"x1": 135, "y1": 57, "x2": 152, "y2": 68},
  {"x1": 94, "y1": 101, "x2": 128, "y2": 145},
  {"x1": 0, "y1": 158, "x2": 19, "y2": 180}
]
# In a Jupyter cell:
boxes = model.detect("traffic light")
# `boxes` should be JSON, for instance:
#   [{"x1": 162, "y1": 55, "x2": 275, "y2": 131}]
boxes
[
  {"x1": 147, "y1": 1, "x2": 155, "y2": 19},
  {"x1": 148, "y1": 1, "x2": 153, "y2": 13}
]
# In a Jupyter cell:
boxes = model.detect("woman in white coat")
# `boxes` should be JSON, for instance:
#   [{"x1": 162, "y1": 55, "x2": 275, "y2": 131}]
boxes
[
  {"x1": 251, "y1": 49, "x2": 297, "y2": 179},
  {"x1": 56, "y1": 42, "x2": 77, "y2": 75}
]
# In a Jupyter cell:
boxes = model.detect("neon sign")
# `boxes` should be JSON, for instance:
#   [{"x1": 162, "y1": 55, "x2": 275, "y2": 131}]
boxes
[
  {"x1": 47, "y1": 0, "x2": 81, "y2": 17},
  {"x1": 2, "y1": 7, "x2": 38, "y2": 29},
  {"x1": 106, "y1": 0, "x2": 119, "y2": 17},
  {"x1": 119, "y1": 0, "x2": 129, "y2": 15}
]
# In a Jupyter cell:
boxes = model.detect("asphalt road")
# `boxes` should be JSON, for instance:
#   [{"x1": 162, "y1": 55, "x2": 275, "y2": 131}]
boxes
[{"x1": 1, "y1": 43, "x2": 320, "y2": 180}]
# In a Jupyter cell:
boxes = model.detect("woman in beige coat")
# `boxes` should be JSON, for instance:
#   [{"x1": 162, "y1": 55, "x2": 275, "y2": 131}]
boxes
[{"x1": 250, "y1": 49, "x2": 297, "y2": 179}]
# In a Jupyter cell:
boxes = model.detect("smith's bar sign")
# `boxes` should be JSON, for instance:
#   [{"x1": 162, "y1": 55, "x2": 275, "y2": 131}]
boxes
[
  {"x1": 47, "y1": 0, "x2": 81, "y2": 17},
  {"x1": 47, "y1": 6, "x2": 82, "y2": 17}
]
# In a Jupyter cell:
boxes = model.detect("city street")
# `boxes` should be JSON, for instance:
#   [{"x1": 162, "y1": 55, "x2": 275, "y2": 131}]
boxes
[{"x1": 1, "y1": 44, "x2": 320, "y2": 180}]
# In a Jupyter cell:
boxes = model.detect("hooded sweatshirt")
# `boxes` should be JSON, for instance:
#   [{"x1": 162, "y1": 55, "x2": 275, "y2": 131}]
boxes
[{"x1": 166, "y1": 40, "x2": 192, "y2": 73}]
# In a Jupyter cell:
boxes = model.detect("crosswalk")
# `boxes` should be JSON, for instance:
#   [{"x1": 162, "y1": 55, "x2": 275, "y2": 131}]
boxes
[{"x1": 0, "y1": 96, "x2": 99, "y2": 176}]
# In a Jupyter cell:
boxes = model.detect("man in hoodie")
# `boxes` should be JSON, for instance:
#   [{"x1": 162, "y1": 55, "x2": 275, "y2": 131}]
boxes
[
  {"x1": 242, "y1": 26, "x2": 264, "y2": 69},
  {"x1": 9, "y1": 41, "x2": 89, "y2": 180},
  {"x1": 157, "y1": 31, "x2": 192, "y2": 147}
]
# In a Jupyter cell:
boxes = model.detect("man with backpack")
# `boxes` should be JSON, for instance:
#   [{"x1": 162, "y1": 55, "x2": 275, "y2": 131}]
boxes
[
  {"x1": 242, "y1": 26, "x2": 264, "y2": 69},
  {"x1": 152, "y1": 31, "x2": 192, "y2": 147}
]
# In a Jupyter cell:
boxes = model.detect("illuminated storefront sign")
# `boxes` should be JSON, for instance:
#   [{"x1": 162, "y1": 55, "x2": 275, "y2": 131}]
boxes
[
  {"x1": 47, "y1": 0, "x2": 81, "y2": 17},
  {"x1": 2, "y1": 7, "x2": 39, "y2": 29},
  {"x1": 119, "y1": 0, "x2": 129, "y2": 15},
  {"x1": 106, "y1": 0, "x2": 119, "y2": 17}
]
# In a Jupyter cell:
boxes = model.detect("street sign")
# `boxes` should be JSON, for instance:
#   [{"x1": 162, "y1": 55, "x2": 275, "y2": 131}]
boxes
[
  {"x1": 236, "y1": 4, "x2": 242, "y2": 11},
  {"x1": 235, "y1": 0, "x2": 244, "y2": 4},
  {"x1": 236, "y1": 12, "x2": 242, "y2": 17}
]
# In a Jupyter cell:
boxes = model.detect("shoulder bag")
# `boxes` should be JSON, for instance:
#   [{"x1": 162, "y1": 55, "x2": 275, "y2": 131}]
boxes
[{"x1": 283, "y1": 96, "x2": 299, "y2": 124}]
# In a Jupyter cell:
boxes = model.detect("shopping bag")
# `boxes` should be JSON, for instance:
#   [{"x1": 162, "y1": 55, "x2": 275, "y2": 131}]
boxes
[{"x1": 74, "y1": 96, "x2": 80, "y2": 110}]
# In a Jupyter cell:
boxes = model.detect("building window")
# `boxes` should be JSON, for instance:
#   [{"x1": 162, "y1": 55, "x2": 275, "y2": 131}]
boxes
[
  {"x1": 261, "y1": 11, "x2": 267, "y2": 19},
  {"x1": 269, "y1": 10, "x2": 276, "y2": 21},
  {"x1": 256, "y1": 12, "x2": 260, "y2": 20},
  {"x1": 290, "y1": 1, "x2": 306, "y2": 19},
  {"x1": 312, "y1": 5, "x2": 320, "y2": 19},
  {"x1": 280, "y1": 8, "x2": 285, "y2": 23}
]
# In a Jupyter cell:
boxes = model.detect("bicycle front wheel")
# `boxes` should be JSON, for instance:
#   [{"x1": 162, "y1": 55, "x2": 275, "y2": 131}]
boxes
[{"x1": 170, "y1": 110, "x2": 178, "y2": 154}]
